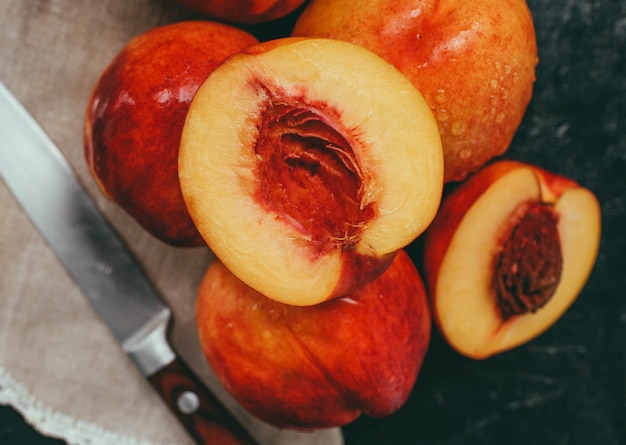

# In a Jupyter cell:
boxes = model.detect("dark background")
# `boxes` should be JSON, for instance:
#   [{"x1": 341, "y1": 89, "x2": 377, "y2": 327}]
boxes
[{"x1": 1, "y1": 0, "x2": 624, "y2": 444}]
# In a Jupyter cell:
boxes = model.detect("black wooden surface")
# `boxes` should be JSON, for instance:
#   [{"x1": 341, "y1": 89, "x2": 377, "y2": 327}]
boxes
[{"x1": 1, "y1": 0, "x2": 624, "y2": 444}]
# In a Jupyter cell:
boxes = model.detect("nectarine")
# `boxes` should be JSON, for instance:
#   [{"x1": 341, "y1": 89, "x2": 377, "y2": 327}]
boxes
[
  {"x1": 83, "y1": 21, "x2": 259, "y2": 246},
  {"x1": 173, "y1": 0, "x2": 307, "y2": 24},
  {"x1": 423, "y1": 160, "x2": 601, "y2": 359},
  {"x1": 196, "y1": 250, "x2": 431, "y2": 429},
  {"x1": 292, "y1": 0, "x2": 539, "y2": 183},
  {"x1": 179, "y1": 37, "x2": 443, "y2": 305}
]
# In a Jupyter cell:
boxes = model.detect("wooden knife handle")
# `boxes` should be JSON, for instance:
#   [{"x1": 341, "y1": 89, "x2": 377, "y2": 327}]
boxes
[{"x1": 148, "y1": 357, "x2": 259, "y2": 445}]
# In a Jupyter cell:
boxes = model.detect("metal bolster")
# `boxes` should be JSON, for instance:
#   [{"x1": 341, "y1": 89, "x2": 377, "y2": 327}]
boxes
[{"x1": 122, "y1": 309, "x2": 176, "y2": 376}]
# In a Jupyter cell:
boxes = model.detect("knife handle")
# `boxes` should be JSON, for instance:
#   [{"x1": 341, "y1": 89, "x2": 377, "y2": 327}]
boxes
[{"x1": 148, "y1": 357, "x2": 259, "y2": 445}]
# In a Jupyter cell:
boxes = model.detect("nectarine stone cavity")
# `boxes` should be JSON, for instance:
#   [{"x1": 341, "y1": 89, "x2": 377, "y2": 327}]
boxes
[
  {"x1": 179, "y1": 37, "x2": 444, "y2": 306},
  {"x1": 493, "y1": 202, "x2": 563, "y2": 320},
  {"x1": 255, "y1": 100, "x2": 374, "y2": 256}
]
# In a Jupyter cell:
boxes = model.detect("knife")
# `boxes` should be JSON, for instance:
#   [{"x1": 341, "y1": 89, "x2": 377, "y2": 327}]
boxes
[{"x1": 0, "y1": 81, "x2": 342, "y2": 445}]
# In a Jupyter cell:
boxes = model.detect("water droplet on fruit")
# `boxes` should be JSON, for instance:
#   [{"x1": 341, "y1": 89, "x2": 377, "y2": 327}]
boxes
[
  {"x1": 504, "y1": 64, "x2": 512, "y2": 75},
  {"x1": 490, "y1": 79, "x2": 498, "y2": 89},
  {"x1": 451, "y1": 120, "x2": 467, "y2": 136},
  {"x1": 435, "y1": 89, "x2": 447, "y2": 103},
  {"x1": 267, "y1": 308, "x2": 280, "y2": 322},
  {"x1": 154, "y1": 89, "x2": 172, "y2": 104},
  {"x1": 291, "y1": 322, "x2": 303, "y2": 333},
  {"x1": 459, "y1": 148, "x2": 472, "y2": 159},
  {"x1": 436, "y1": 108, "x2": 449, "y2": 122},
  {"x1": 496, "y1": 112, "x2": 506, "y2": 124}
]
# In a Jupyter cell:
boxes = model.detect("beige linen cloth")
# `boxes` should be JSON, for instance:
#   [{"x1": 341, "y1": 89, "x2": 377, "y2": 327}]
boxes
[{"x1": 0, "y1": 1, "x2": 342, "y2": 444}]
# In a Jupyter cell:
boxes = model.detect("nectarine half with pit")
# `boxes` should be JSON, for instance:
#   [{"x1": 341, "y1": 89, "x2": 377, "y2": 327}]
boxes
[
  {"x1": 196, "y1": 249, "x2": 431, "y2": 429},
  {"x1": 423, "y1": 160, "x2": 601, "y2": 359},
  {"x1": 179, "y1": 37, "x2": 444, "y2": 306},
  {"x1": 292, "y1": 0, "x2": 539, "y2": 183},
  {"x1": 83, "y1": 21, "x2": 258, "y2": 247}
]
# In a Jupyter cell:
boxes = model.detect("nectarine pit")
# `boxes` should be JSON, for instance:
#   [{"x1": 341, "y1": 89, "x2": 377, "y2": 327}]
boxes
[
  {"x1": 254, "y1": 99, "x2": 373, "y2": 254},
  {"x1": 492, "y1": 201, "x2": 562, "y2": 320}
]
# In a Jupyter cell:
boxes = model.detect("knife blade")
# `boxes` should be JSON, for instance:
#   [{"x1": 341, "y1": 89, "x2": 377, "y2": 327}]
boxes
[{"x1": 0, "y1": 81, "x2": 271, "y2": 445}]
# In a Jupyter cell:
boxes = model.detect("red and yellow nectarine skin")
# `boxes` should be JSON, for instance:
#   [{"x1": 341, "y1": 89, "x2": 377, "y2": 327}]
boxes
[
  {"x1": 423, "y1": 160, "x2": 601, "y2": 359},
  {"x1": 179, "y1": 37, "x2": 443, "y2": 305},
  {"x1": 292, "y1": 0, "x2": 539, "y2": 183},
  {"x1": 196, "y1": 250, "x2": 431, "y2": 429},
  {"x1": 173, "y1": 0, "x2": 307, "y2": 24},
  {"x1": 83, "y1": 21, "x2": 258, "y2": 247}
]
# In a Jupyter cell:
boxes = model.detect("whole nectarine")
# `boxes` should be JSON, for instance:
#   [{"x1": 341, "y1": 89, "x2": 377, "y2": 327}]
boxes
[
  {"x1": 84, "y1": 21, "x2": 258, "y2": 246},
  {"x1": 173, "y1": 0, "x2": 307, "y2": 24},
  {"x1": 196, "y1": 250, "x2": 431, "y2": 429},
  {"x1": 293, "y1": 0, "x2": 539, "y2": 183}
]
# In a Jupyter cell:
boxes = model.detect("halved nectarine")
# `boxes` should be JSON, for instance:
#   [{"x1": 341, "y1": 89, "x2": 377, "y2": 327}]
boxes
[
  {"x1": 423, "y1": 160, "x2": 601, "y2": 359},
  {"x1": 179, "y1": 37, "x2": 443, "y2": 306}
]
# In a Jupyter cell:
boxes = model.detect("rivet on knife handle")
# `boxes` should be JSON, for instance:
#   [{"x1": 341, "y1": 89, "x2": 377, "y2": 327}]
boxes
[{"x1": 149, "y1": 358, "x2": 259, "y2": 445}]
